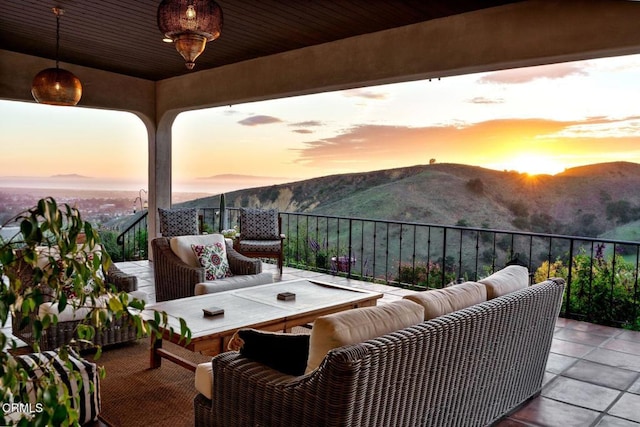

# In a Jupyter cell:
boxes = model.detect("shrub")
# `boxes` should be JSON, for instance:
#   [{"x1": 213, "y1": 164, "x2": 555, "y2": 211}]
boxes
[
  {"x1": 395, "y1": 261, "x2": 456, "y2": 289},
  {"x1": 465, "y1": 178, "x2": 484, "y2": 194},
  {"x1": 534, "y1": 245, "x2": 640, "y2": 330},
  {"x1": 507, "y1": 200, "x2": 529, "y2": 217}
]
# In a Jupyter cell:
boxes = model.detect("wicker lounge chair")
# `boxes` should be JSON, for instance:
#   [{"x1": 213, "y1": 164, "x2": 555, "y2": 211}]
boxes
[{"x1": 10, "y1": 252, "x2": 141, "y2": 351}]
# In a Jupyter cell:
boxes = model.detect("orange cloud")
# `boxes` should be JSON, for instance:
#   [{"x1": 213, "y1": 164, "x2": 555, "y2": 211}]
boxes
[
  {"x1": 468, "y1": 96, "x2": 504, "y2": 104},
  {"x1": 238, "y1": 115, "x2": 282, "y2": 126},
  {"x1": 479, "y1": 63, "x2": 588, "y2": 84},
  {"x1": 342, "y1": 89, "x2": 388, "y2": 100},
  {"x1": 293, "y1": 118, "x2": 640, "y2": 169}
]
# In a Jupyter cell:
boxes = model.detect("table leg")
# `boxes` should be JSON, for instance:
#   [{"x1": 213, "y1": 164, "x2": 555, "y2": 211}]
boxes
[{"x1": 150, "y1": 335, "x2": 162, "y2": 369}]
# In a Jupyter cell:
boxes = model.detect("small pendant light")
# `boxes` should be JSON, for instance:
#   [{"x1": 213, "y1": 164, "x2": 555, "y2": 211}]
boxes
[{"x1": 31, "y1": 7, "x2": 82, "y2": 106}]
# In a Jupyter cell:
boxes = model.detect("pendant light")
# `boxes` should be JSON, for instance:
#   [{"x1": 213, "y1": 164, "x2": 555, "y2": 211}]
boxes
[
  {"x1": 157, "y1": 0, "x2": 223, "y2": 70},
  {"x1": 31, "y1": 7, "x2": 82, "y2": 106}
]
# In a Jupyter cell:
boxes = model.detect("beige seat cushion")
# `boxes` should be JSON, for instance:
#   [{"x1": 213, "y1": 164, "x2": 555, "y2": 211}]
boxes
[
  {"x1": 195, "y1": 362, "x2": 214, "y2": 399},
  {"x1": 38, "y1": 290, "x2": 146, "y2": 322},
  {"x1": 403, "y1": 281, "x2": 487, "y2": 320},
  {"x1": 169, "y1": 234, "x2": 227, "y2": 268},
  {"x1": 38, "y1": 295, "x2": 109, "y2": 322},
  {"x1": 479, "y1": 265, "x2": 529, "y2": 299},
  {"x1": 305, "y1": 299, "x2": 424, "y2": 374}
]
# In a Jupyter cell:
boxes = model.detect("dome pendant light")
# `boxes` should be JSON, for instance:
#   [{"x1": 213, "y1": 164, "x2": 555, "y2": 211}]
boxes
[
  {"x1": 31, "y1": 7, "x2": 82, "y2": 106},
  {"x1": 157, "y1": 0, "x2": 223, "y2": 70}
]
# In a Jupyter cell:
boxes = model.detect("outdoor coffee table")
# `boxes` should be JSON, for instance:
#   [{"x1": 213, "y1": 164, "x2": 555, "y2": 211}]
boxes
[{"x1": 143, "y1": 279, "x2": 383, "y2": 371}]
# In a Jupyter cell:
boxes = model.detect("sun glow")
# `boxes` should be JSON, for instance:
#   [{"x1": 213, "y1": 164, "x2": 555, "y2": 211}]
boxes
[{"x1": 499, "y1": 153, "x2": 566, "y2": 176}]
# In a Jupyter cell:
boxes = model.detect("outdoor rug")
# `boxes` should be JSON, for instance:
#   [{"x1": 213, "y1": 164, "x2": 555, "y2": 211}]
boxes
[{"x1": 89, "y1": 339, "x2": 211, "y2": 427}]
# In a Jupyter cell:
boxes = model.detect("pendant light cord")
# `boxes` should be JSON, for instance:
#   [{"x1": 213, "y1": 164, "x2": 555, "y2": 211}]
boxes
[{"x1": 55, "y1": 12, "x2": 60, "y2": 69}]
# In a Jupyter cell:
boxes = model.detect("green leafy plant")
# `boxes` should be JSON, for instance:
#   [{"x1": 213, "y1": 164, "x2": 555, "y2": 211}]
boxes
[
  {"x1": 534, "y1": 246, "x2": 640, "y2": 330},
  {"x1": 0, "y1": 198, "x2": 190, "y2": 425}
]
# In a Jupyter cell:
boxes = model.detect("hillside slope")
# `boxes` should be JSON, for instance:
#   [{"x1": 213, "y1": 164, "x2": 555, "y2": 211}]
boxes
[{"x1": 183, "y1": 162, "x2": 640, "y2": 236}]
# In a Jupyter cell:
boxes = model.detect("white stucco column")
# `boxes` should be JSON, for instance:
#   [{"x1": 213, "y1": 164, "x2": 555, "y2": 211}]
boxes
[{"x1": 151, "y1": 110, "x2": 179, "y2": 239}]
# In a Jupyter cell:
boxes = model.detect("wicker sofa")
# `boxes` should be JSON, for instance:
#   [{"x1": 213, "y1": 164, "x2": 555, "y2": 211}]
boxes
[
  {"x1": 193, "y1": 267, "x2": 564, "y2": 427},
  {"x1": 151, "y1": 235, "x2": 273, "y2": 302},
  {"x1": 10, "y1": 249, "x2": 142, "y2": 351}
]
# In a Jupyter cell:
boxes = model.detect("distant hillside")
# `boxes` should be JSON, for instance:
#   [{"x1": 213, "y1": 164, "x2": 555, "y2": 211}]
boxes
[
  {"x1": 50, "y1": 174, "x2": 92, "y2": 179},
  {"x1": 196, "y1": 174, "x2": 290, "y2": 181},
  {"x1": 180, "y1": 161, "x2": 640, "y2": 237}
]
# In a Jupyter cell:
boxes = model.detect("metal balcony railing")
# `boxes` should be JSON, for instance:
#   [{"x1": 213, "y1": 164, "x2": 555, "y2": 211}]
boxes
[
  {"x1": 115, "y1": 211, "x2": 148, "y2": 262},
  {"x1": 116, "y1": 207, "x2": 640, "y2": 329}
]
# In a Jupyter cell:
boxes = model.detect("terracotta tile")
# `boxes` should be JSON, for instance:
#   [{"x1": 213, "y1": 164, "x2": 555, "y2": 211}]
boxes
[
  {"x1": 551, "y1": 338, "x2": 596, "y2": 358},
  {"x1": 493, "y1": 418, "x2": 532, "y2": 426},
  {"x1": 543, "y1": 372, "x2": 557, "y2": 387},
  {"x1": 563, "y1": 360, "x2": 638, "y2": 390},
  {"x1": 596, "y1": 415, "x2": 640, "y2": 426},
  {"x1": 585, "y1": 348, "x2": 640, "y2": 371},
  {"x1": 546, "y1": 353, "x2": 578, "y2": 374},
  {"x1": 618, "y1": 330, "x2": 640, "y2": 344},
  {"x1": 603, "y1": 339, "x2": 640, "y2": 356},
  {"x1": 542, "y1": 377, "x2": 620, "y2": 411},
  {"x1": 567, "y1": 321, "x2": 622, "y2": 337},
  {"x1": 510, "y1": 396, "x2": 600, "y2": 427},
  {"x1": 554, "y1": 328, "x2": 612, "y2": 347},
  {"x1": 608, "y1": 393, "x2": 640, "y2": 423}
]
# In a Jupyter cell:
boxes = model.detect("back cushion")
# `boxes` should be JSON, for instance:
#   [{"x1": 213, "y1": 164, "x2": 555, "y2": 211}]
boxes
[
  {"x1": 404, "y1": 281, "x2": 487, "y2": 320},
  {"x1": 479, "y1": 265, "x2": 529, "y2": 299},
  {"x1": 240, "y1": 208, "x2": 280, "y2": 240},
  {"x1": 170, "y1": 234, "x2": 227, "y2": 267},
  {"x1": 158, "y1": 207, "x2": 198, "y2": 237},
  {"x1": 306, "y1": 299, "x2": 424, "y2": 374}
]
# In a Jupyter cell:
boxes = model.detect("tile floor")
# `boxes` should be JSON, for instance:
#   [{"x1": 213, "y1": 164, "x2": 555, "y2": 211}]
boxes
[
  {"x1": 119, "y1": 260, "x2": 640, "y2": 426},
  {"x1": 7, "y1": 260, "x2": 640, "y2": 426}
]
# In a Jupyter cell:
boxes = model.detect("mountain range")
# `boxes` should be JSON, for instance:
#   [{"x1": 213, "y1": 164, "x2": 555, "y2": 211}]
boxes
[{"x1": 181, "y1": 161, "x2": 640, "y2": 238}]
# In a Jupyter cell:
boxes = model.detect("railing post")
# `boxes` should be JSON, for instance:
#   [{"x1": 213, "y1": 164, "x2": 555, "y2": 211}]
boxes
[
  {"x1": 442, "y1": 227, "x2": 448, "y2": 288},
  {"x1": 347, "y1": 218, "x2": 353, "y2": 279},
  {"x1": 565, "y1": 238, "x2": 574, "y2": 318}
]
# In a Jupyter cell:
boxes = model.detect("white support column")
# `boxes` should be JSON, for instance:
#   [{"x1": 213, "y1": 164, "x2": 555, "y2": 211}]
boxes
[{"x1": 151, "y1": 111, "x2": 179, "y2": 241}]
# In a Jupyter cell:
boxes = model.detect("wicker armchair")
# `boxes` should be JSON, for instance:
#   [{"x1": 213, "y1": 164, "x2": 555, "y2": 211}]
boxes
[
  {"x1": 10, "y1": 254, "x2": 140, "y2": 351},
  {"x1": 151, "y1": 236, "x2": 269, "y2": 302}
]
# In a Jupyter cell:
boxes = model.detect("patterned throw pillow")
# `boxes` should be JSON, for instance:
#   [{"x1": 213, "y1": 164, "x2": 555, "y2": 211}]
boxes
[
  {"x1": 240, "y1": 208, "x2": 279, "y2": 240},
  {"x1": 192, "y1": 243, "x2": 232, "y2": 280},
  {"x1": 16, "y1": 350, "x2": 101, "y2": 424},
  {"x1": 158, "y1": 208, "x2": 198, "y2": 237}
]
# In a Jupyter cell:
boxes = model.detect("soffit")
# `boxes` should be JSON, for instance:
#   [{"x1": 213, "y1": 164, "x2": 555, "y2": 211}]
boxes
[{"x1": 0, "y1": 1, "x2": 522, "y2": 81}]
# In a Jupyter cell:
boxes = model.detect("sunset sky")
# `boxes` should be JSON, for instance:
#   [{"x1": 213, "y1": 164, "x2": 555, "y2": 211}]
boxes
[{"x1": 1, "y1": 53, "x2": 640, "y2": 194}]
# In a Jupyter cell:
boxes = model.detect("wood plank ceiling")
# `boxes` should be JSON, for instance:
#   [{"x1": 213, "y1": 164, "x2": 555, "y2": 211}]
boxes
[{"x1": 1, "y1": 1, "x2": 521, "y2": 81}]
